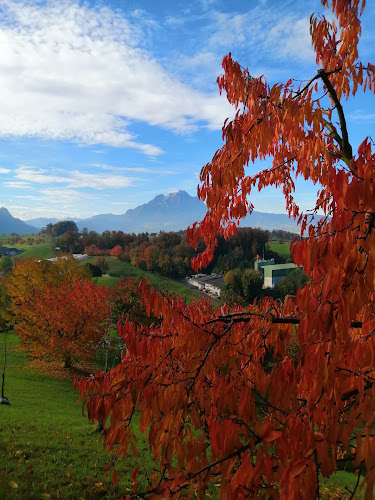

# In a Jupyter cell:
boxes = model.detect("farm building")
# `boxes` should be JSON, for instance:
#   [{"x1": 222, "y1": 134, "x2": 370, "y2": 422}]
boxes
[
  {"x1": 262, "y1": 263, "x2": 297, "y2": 288},
  {"x1": 254, "y1": 258, "x2": 275, "y2": 272},
  {"x1": 187, "y1": 273, "x2": 225, "y2": 297}
]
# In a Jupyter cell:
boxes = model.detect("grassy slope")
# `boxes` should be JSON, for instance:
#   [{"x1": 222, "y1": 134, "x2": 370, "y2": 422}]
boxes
[
  {"x1": 0, "y1": 236, "x2": 57, "y2": 261},
  {"x1": 15, "y1": 243, "x2": 56, "y2": 260},
  {"x1": 88, "y1": 257, "x2": 198, "y2": 303},
  {"x1": 268, "y1": 241, "x2": 292, "y2": 260},
  {"x1": 94, "y1": 276, "x2": 120, "y2": 288},
  {"x1": 0, "y1": 236, "x2": 196, "y2": 301},
  {"x1": 0, "y1": 333, "x2": 154, "y2": 499}
]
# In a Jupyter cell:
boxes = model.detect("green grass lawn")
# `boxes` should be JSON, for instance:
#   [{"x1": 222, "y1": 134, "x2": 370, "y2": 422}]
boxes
[
  {"x1": 320, "y1": 471, "x2": 364, "y2": 499},
  {"x1": 93, "y1": 276, "x2": 120, "y2": 288},
  {"x1": 15, "y1": 243, "x2": 57, "y2": 261},
  {"x1": 0, "y1": 236, "x2": 57, "y2": 261},
  {"x1": 0, "y1": 333, "x2": 154, "y2": 499},
  {"x1": 88, "y1": 257, "x2": 198, "y2": 303},
  {"x1": 268, "y1": 241, "x2": 292, "y2": 260}
]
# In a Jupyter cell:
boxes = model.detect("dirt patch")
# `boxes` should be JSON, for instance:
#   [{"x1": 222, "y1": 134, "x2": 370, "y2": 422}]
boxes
[{"x1": 28, "y1": 358, "x2": 99, "y2": 381}]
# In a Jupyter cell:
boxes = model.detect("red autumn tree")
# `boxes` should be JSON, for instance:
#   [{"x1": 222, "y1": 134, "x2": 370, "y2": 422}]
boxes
[
  {"x1": 6, "y1": 258, "x2": 110, "y2": 367},
  {"x1": 75, "y1": 1, "x2": 375, "y2": 498},
  {"x1": 110, "y1": 245, "x2": 123, "y2": 259},
  {"x1": 6, "y1": 256, "x2": 91, "y2": 313},
  {"x1": 84, "y1": 244, "x2": 104, "y2": 256},
  {"x1": 31, "y1": 278, "x2": 111, "y2": 367}
]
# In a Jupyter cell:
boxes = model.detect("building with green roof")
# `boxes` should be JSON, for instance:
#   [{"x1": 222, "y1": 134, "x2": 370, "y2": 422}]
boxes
[{"x1": 262, "y1": 263, "x2": 297, "y2": 288}]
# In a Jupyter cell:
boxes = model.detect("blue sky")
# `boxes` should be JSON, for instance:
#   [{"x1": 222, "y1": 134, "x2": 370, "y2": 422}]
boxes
[{"x1": 0, "y1": 0, "x2": 374, "y2": 221}]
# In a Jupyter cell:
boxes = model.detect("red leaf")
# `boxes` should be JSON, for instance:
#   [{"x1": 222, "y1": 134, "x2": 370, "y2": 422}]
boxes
[{"x1": 132, "y1": 467, "x2": 139, "y2": 493}]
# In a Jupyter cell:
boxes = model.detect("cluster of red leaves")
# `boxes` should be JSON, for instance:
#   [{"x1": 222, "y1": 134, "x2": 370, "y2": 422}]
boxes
[
  {"x1": 75, "y1": 1, "x2": 375, "y2": 498},
  {"x1": 30, "y1": 278, "x2": 111, "y2": 366},
  {"x1": 6, "y1": 258, "x2": 111, "y2": 367}
]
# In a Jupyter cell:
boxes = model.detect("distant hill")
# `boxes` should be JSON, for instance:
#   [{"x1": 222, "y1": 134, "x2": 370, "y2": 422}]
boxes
[
  {"x1": 0, "y1": 208, "x2": 38, "y2": 235},
  {"x1": 240, "y1": 211, "x2": 302, "y2": 232},
  {"x1": 10, "y1": 191, "x2": 306, "y2": 236},
  {"x1": 74, "y1": 190, "x2": 303, "y2": 234},
  {"x1": 75, "y1": 190, "x2": 208, "y2": 233},
  {"x1": 24, "y1": 217, "x2": 60, "y2": 230},
  {"x1": 75, "y1": 213, "x2": 124, "y2": 234}
]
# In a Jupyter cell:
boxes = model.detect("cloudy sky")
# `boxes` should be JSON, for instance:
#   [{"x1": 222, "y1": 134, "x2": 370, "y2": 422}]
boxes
[{"x1": 0, "y1": 0, "x2": 374, "y2": 221}]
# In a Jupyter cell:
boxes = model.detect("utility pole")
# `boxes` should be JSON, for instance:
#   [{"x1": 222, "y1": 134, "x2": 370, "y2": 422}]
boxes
[{"x1": 0, "y1": 330, "x2": 10, "y2": 405}]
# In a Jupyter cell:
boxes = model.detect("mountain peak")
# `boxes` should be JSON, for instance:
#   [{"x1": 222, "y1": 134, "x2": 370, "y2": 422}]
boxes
[
  {"x1": 152, "y1": 194, "x2": 166, "y2": 202},
  {"x1": 0, "y1": 207, "x2": 11, "y2": 216},
  {"x1": 0, "y1": 207, "x2": 38, "y2": 235},
  {"x1": 165, "y1": 190, "x2": 191, "y2": 200}
]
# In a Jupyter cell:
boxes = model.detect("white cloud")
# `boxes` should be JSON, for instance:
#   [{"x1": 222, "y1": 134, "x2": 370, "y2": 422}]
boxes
[
  {"x1": 266, "y1": 17, "x2": 312, "y2": 61},
  {"x1": 14, "y1": 166, "x2": 138, "y2": 189},
  {"x1": 3, "y1": 180, "x2": 33, "y2": 189},
  {"x1": 0, "y1": 0, "x2": 232, "y2": 155},
  {"x1": 0, "y1": 167, "x2": 10, "y2": 173},
  {"x1": 7, "y1": 188, "x2": 101, "y2": 220},
  {"x1": 39, "y1": 188, "x2": 97, "y2": 204},
  {"x1": 7, "y1": 203, "x2": 80, "y2": 220},
  {"x1": 207, "y1": 9, "x2": 313, "y2": 62},
  {"x1": 90, "y1": 163, "x2": 176, "y2": 174}
]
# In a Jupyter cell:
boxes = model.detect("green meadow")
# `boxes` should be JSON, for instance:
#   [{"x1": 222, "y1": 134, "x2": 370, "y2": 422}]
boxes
[
  {"x1": 0, "y1": 333, "x2": 154, "y2": 499},
  {"x1": 15, "y1": 243, "x2": 57, "y2": 261},
  {"x1": 267, "y1": 240, "x2": 292, "y2": 260},
  {"x1": 0, "y1": 236, "x2": 57, "y2": 261},
  {"x1": 88, "y1": 256, "x2": 198, "y2": 303}
]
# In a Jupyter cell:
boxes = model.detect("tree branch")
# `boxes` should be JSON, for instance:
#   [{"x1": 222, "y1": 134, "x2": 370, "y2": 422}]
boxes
[
  {"x1": 346, "y1": 471, "x2": 362, "y2": 500},
  {"x1": 206, "y1": 312, "x2": 362, "y2": 328},
  {"x1": 323, "y1": 118, "x2": 343, "y2": 149},
  {"x1": 292, "y1": 67, "x2": 341, "y2": 99},
  {"x1": 318, "y1": 69, "x2": 353, "y2": 165}
]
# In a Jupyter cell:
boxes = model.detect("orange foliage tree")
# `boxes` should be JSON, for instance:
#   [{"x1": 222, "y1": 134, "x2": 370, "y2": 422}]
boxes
[
  {"x1": 30, "y1": 278, "x2": 111, "y2": 368},
  {"x1": 6, "y1": 257, "x2": 110, "y2": 367},
  {"x1": 110, "y1": 245, "x2": 123, "y2": 259},
  {"x1": 75, "y1": 1, "x2": 375, "y2": 498}
]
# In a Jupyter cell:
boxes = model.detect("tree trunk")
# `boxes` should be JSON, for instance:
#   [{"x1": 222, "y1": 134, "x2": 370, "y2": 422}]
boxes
[
  {"x1": 1, "y1": 331, "x2": 10, "y2": 404},
  {"x1": 64, "y1": 356, "x2": 73, "y2": 369}
]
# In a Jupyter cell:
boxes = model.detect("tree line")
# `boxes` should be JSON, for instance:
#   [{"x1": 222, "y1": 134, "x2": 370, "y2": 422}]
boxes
[{"x1": 49, "y1": 225, "x2": 290, "y2": 279}]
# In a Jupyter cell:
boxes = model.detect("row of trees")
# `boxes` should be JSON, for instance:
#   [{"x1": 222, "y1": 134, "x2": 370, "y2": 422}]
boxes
[
  {"x1": 56, "y1": 226, "x2": 285, "y2": 279},
  {"x1": 1, "y1": 235, "x2": 45, "y2": 246}
]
